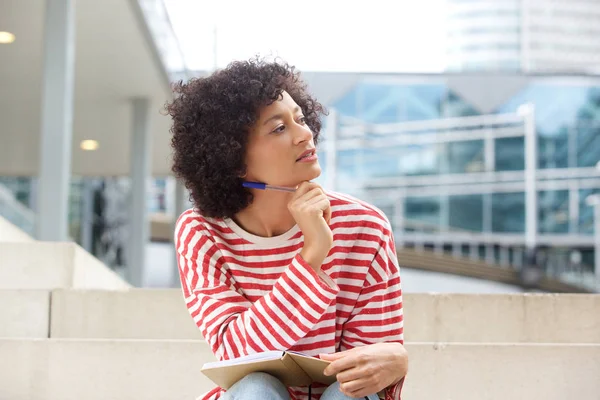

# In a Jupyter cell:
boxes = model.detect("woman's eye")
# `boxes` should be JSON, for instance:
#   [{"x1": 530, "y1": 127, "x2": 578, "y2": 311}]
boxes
[
  {"x1": 273, "y1": 125, "x2": 285, "y2": 134},
  {"x1": 299, "y1": 116, "x2": 307, "y2": 124}
]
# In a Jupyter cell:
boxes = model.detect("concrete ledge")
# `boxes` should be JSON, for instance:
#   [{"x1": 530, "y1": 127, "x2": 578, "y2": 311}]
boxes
[
  {"x1": 0, "y1": 339, "x2": 598, "y2": 400},
  {"x1": 402, "y1": 342, "x2": 600, "y2": 400},
  {"x1": 51, "y1": 289, "x2": 201, "y2": 339},
  {"x1": 50, "y1": 289, "x2": 600, "y2": 343},
  {"x1": 404, "y1": 293, "x2": 600, "y2": 343},
  {"x1": 0, "y1": 242, "x2": 130, "y2": 290},
  {"x1": 0, "y1": 290, "x2": 49, "y2": 338},
  {"x1": 0, "y1": 215, "x2": 34, "y2": 242}
]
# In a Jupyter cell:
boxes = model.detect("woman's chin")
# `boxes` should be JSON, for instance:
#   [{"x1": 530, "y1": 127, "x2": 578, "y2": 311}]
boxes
[
  {"x1": 280, "y1": 167, "x2": 322, "y2": 187},
  {"x1": 302, "y1": 165, "x2": 322, "y2": 182}
]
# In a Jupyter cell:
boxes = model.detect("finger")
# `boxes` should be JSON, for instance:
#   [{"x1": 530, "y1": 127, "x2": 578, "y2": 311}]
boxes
[
  {"x1": 319, "y1": 352, "x2": 346, "y2": 362},
  {"x1": 324, "y1": 354, "x2": 359, "y2": 376},
  {"x1": 303, "y1": 194, "x2": 331, "y2": 223},
  {"x1": 303, "y1": 197, "x2": 330, "y2": 215},
  {"x1": 335, "y1": 366, "x2": 365, "y2": 384},
  {"x1": 340, "y1": 381, "x2": 377, "y2": 399},
  {"x1": 289, "y1": 188, "x2": 324, "y2": 211},
  {"x1": 339, "y1": 379, "x2": 369, "y2": 397},
  {"x1": 294, "y1": 181, "x2": 319, "y2": 197},
  {"x1": 293, "y1": 187, "x2": 323, "y2": 205},
  {"x1": 323, "y1": 200, "x2": 332, "y2": 224}
]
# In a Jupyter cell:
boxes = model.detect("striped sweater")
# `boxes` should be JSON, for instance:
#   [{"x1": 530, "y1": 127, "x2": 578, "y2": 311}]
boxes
[{"x1": 175, "y1": 192, "x2": 405, "y2": 400}]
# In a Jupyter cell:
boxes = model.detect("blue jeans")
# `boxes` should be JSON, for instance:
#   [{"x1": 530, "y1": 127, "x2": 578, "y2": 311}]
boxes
[{"x1": 221, "y1": 372, "x2": 379, "y2": 400}]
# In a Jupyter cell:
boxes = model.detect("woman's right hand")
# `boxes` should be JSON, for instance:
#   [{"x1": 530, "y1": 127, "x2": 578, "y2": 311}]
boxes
[{"x1": 288, "y1": 182, "x2": 333, "y2": 271}]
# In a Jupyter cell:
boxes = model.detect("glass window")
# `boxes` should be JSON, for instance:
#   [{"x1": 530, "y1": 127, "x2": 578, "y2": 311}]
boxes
[
  {"x1": 576, "y1": 121, "x2": 600, "y2": 168},
  {"x1": 361, "y1": 148, "x2": 403, "y2": 178},
  {"x1": 495, "y1": 137, "x2": 524, "y2": 171},
  {"x1": 397, "y1": 145, "x2": 440, "y2": 176},
  {"x1": 442, "y1": 91, "x2": 480, "y2": 118},
  {"x1": 449, "y1": 194, "x2": 483, "y2": 231},
  {"x1": 405, "y1": 196, "x2": 440, "y2": 231},
  {"x1": 492, "y1": 192, "x2": 525, "y2": 233},
  {"x1": 539, "y1": 134, "x2": 568, "y2": 169},
  {"x1": 396, "y1": 85, "x2": 445, "y2": 122},
  {"x1": 447, "y1": 140, "x2": 484, "y2": 173},
  {"x1": 579, "y1": 188, "x2": 600, "y2": 235},
  {"x1": 538, "y1": 190, "x2": 569, "y2": 234},
  {"x1": 497, "y1": 84, "x2": 600, "y2": 170}
]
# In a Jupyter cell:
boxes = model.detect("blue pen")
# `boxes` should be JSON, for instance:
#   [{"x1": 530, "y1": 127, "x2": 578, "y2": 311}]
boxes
[{"x1": 242, "y1": 181, "x2": 297, "y2": 192}]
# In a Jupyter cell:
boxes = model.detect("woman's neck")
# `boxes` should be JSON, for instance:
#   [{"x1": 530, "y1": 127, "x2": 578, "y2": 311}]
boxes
[{"x1": 232, "y1": 190, "x2": 297, "y2": 237}]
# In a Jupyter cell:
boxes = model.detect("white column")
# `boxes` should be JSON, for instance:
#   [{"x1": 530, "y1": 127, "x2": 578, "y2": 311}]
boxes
[
  {"x1": 568, "y1": 126, "x2": 577, "y2": 169},
  {"x1": 174, "y1": 179, "x2": 189, "y2": 220},
  {"x1": 415, "y1": 241, "x2": 425, "y2": 253},
  {"x1": 80, "y1": 179, "x2": 94, "y2": 252},
  {"x1": 434, "y1": 241, "x2": 444, "y2": 255},
  {"x1": 393, "y1": 194, "x2": 405, "y2": 248},
  {"x1": 484, "y1": 129, "x2": 495, "y2": 172},
  {"x1": 452, "y1": 241, "x2": 462, "y2": 258},
  {"x1": 469, "y1": 242, "x2": 479, "y2": 261},
  {"x1": 595, "y1": 205, "x2": 600, "y2": 284},
  {"x1": 172, "y1": 179, "x2": 189, "y2": 287},
  {"x1": 520, "y1": 0, "x2": 531, "y2": 71},
  {"x1": 513, "y1": 247, "x2": 524, "y2": 269},
  {"x1": 520, "y1": 103, "x2": 538, "y2": 251},
  {"x1": 37, "y1": 0, "x2": 75, "y2": 241},
  {"x1": 127, "y1": 98, "x2": 152, "y2": 287},
  {"x1": 440, "y1": 194, "x2": 450, "y2": 232},
  {"x1": 439, "y1": 143, "x2": 450, "y2": 235},
  {"x1": 325, "y1": 109, "x2": 339, "y2": 192},
  {"x1": 569, "y1": 184, "x2": 579, "y2": 234},
  {"x1": 500, "y1": 246, "x2": 510, "y2": 267},
  {"x1": 483, "y1": 193, "x2": 492, "y2": 233},
  {"x1": 486, "y1": 243, "x2": 495, "y2": 265}
]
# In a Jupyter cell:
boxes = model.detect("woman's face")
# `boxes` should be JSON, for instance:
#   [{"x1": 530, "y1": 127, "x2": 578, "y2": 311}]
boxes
[{"x1": 244, "y1": 90, "x2": 321, "y2": 187}]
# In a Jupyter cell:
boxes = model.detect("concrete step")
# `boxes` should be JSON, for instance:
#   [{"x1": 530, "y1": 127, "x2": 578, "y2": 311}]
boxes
[
  {"x1": 49, "y1": 289, "x2": 600, "y2": 343},
  {"x1": 0, "y1": 290, "x2": 49, "y2": 338},
  {"x1": 0, "y1": 215, "x2": 34, "y2": 242},
  {"x1": 0, "y1": 339, "x2": 598, "y2": 400},
  {"x1": 51, "y1": 289, "x2": 202, "y2": 340},
  {"x1": 0, "y1": 242, "x2": 130, "y2": 290}
]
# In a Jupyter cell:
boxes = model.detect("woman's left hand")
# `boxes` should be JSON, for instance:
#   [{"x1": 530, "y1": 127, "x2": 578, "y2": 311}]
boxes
[{"x1": 320, "y1": 343, "x2": 408, "y2": 398}]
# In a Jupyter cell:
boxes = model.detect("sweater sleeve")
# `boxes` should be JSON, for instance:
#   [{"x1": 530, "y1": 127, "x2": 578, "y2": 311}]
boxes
[
  {"x1": 175, "y1": 215, "x2": 339, "y2": 361},
  {"x1": 339, "y1": 225, "x2": 405, "y2": 400}
]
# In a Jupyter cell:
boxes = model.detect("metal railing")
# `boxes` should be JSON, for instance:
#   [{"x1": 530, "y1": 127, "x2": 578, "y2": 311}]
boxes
[{"x1": 325, "y1": 105, "x2": 600, "y2": 292}]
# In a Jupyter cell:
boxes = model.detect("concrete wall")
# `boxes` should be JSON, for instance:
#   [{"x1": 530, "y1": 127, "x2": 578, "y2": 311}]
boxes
[
  {"x1": 51, "y1": 289, "x2": 201, "y2": 339},
  {"x1": 0, "y1": 242, "x2": 130, "y2": 290},
  {"x1": 1, "y1": 339, "x2": 598, "y2": 400},
  {"x1": 404, "y1": 293, "x2": 600, "y2": 343},
  {"x1": 0, "y1": 290, "x2": 49, "y2": 338},
  {"x1": 47, "y1": 290, "x2": 600, "y2": 343},
  {"x1": 0, "y1": 215, "x2": 34, "y2": 242}
]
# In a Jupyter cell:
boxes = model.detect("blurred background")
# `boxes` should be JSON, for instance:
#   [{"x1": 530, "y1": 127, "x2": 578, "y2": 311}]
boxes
[{"x1": 1, "y1": 0, "x2": 599, "y2": 293}]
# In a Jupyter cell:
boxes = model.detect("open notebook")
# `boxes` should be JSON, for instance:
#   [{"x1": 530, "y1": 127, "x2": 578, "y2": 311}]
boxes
[{"x1": 201, "y1": 351, "x2": 337, "y2": 389}]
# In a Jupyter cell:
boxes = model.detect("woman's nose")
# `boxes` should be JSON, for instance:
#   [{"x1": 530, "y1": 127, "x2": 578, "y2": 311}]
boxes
[{"x1": 293, "y1": 123, "x2": 313, "y2": 144}]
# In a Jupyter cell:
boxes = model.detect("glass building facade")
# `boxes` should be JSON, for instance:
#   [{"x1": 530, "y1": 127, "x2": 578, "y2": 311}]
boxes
[
  {"x1": 446, "y1": 0, "x2": 600, "y2": 72},
  {"x1": 318, "y1": 74, "x2": 599, "y2": 270}
]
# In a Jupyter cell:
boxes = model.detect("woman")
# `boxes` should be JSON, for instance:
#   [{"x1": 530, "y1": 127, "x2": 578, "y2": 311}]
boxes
[{"x1": 167, "y1": 58, "x2": 407, "y2": 400}]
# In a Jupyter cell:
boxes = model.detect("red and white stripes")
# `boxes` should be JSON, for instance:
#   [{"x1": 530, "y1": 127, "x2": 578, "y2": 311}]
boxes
[{"x1": 176, "y1": 192, "x2": 404, "y2": 400}]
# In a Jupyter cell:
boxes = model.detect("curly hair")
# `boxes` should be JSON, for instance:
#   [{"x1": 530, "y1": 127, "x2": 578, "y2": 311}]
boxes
[{"x1": 165, "y1": 58, "x2": 326, "y2": 219}]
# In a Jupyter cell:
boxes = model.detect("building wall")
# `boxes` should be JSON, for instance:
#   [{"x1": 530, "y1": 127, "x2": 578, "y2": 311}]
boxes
[{"x1": 446, "y1": 0, "x2": 600, "y2": 72}]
